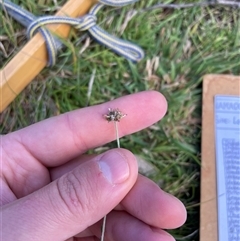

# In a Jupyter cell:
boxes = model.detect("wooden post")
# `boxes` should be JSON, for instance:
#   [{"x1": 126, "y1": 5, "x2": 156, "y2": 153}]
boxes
[{"x1": 0, "y1": 0, "x2": 95, "y2": 113}]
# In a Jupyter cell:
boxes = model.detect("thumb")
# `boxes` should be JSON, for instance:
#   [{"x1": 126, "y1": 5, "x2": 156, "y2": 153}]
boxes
[{"x1": 2, "y1": 149, "x2": 138, "y2": 241}]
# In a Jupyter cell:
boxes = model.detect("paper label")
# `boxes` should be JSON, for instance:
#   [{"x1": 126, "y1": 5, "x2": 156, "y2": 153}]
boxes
[{"x1": 214, "y1": 95, "x2": 240, "y2": 241}]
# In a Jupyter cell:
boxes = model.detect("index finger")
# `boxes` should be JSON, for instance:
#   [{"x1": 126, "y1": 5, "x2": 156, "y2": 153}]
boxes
[{"x1": 9, "y1": 91, "x2": 167, "y2": 166}]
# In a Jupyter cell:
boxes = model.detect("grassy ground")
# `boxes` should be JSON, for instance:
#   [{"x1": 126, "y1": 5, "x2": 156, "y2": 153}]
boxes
[{"x1": 1, "y1": 0, "x2": 240, "y2": 240}]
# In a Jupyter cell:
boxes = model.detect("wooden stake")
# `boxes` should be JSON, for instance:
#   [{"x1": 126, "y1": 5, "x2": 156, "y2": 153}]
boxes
[{"x1": 0, "y1": 0, "x2": 95, "y2": 113}]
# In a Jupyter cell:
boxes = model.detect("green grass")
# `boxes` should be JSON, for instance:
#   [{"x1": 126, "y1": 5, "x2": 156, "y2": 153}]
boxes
[{"x1": 1, "y1": 0, "x2": 240, "y2": 240}]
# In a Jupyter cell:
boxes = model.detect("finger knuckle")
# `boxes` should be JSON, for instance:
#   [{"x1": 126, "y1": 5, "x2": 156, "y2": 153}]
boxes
[{"x1": 56, "y1": 172, "x2": 95, "y2": 219}]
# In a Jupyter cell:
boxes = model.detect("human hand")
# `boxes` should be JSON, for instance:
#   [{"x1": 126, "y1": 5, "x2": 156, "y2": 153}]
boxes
[{"x1": 1, "y1": 91, "x2": 186, "y2": 241}]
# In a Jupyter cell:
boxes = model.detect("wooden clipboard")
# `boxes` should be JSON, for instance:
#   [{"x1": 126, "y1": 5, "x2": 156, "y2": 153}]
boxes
[{"x1": 200, "y1": 74, "x2": 240, "y2": 241}]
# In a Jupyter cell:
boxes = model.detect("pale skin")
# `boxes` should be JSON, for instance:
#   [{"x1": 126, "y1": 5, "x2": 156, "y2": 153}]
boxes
[{"x1": 1, "y1": 91, "x2": 187, "y2": 241}]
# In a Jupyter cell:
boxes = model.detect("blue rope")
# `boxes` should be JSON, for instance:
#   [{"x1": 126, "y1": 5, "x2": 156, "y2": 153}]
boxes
[
  {"x1": 99, "y1": 0, "x2": 139, "y2": 7},
  {"x1": 1, "y1": 0, "x2": 144, "y2": 66},
  {"x1": 1, "y1": 0, "x2": 60, "y2": 66}
]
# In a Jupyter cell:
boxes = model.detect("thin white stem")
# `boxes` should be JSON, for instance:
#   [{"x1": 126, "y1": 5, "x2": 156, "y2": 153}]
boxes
[
  {"x1": 101, "y1": 120, "x2": 120, "y2": 241},
  {"x1": 100, "y1": 215, "x2": 107, "y2": 241},
  {"x1": 114, "y1": 121, "x2": 120, "y2": 148}
]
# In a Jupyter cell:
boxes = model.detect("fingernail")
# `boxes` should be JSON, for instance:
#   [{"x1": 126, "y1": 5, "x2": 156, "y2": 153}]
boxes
[{"x1": 98, "y1": 151, "x2": 130, "y2": 184}]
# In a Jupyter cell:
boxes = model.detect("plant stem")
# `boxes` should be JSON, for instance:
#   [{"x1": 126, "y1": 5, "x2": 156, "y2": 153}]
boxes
[{"x1": 101, "y1": 120, "x2": 120, "y2": 241}]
